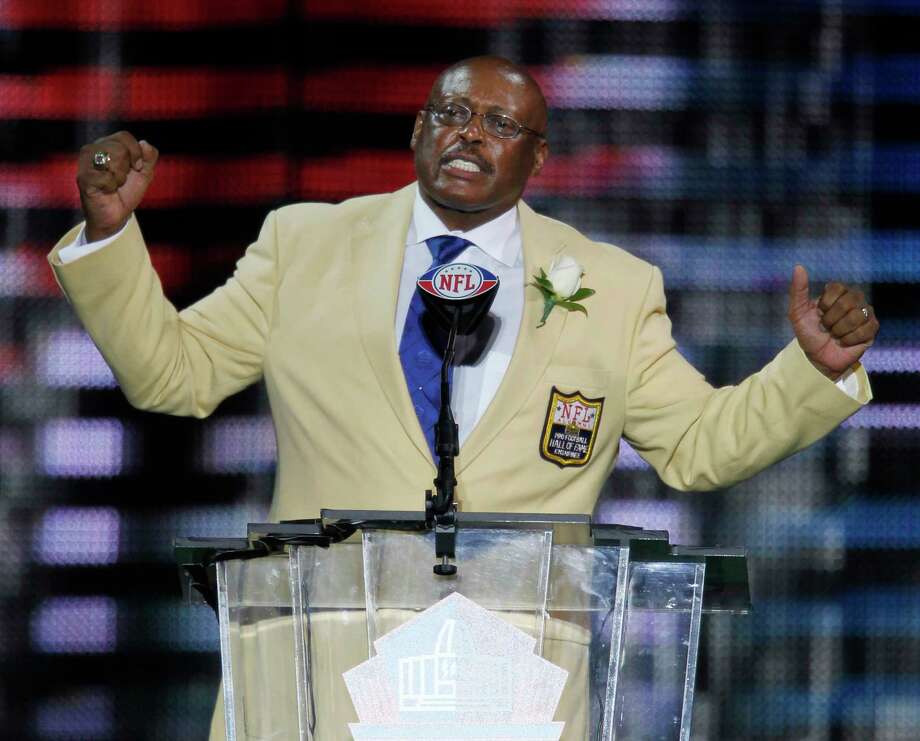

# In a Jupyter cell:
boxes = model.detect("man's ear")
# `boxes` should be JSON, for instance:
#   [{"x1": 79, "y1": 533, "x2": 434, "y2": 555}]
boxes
[
  {"x1": 531, "y1": 138, "x2": 549, "y2": 177},
  {"x1": 410, "y1": 111, "x2": 425, "y2": 151}
]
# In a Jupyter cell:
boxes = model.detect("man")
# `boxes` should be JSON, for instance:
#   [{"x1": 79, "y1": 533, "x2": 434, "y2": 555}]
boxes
[
  {"x1": 49, "y1": 56, "x2": 875, "y2": 738},
  {"x1": 49, "y1": 55, "x2": 876, "y2": 518}
]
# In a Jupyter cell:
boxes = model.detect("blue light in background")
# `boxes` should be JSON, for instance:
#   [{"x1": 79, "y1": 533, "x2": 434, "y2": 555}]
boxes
[
  {"x1": 31, "y1": 597, "x2": 117, "y2": 654},
  {"x1": 36, "y1": 329, "x2": 116, "y2": 389},
  {"x1": 34, "y1": 507, "x2": 121, "y2": 566},
  {"x1": 38, "y1": 419, "x2": 125, "y2": 478}
]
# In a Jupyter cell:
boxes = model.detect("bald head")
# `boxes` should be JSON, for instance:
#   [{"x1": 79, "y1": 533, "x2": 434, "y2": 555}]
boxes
[
  {"x1": 427, "y1": 56, "x2": 548, "y2": 135},
  {"x1": 410, "y1": 55, "x2": 550, "y2": 231}
]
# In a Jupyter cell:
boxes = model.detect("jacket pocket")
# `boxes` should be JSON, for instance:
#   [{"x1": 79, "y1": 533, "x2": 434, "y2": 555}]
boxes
[{"x1": 544, "y1": 365, "x2": 611, "y2": 393}]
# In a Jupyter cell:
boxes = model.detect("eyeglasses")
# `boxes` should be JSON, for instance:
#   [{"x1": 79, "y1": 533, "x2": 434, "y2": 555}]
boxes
[{"x1": 422, "y1": 102, "x2": 545, "y2": 140}]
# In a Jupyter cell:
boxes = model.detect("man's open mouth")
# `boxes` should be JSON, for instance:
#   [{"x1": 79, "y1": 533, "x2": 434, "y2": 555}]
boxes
[
  {"x1": 440, "y1": 152, "x2": 491, "y2": 175},
  {"x1": 445, "y1": 158, "x2": 482, "y2": 173}
]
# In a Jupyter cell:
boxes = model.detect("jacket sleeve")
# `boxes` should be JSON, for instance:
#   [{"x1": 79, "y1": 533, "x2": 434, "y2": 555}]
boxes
[
  {"x1": 47, "y1": 212, "x2": 278, "y2": 418},
  {"x1": 622, "y1": 265, "x2": 871, "y2": 491}
]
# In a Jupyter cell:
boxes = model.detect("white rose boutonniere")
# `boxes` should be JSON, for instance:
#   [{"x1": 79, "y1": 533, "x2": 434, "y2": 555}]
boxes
[{"x1": 531, "y1": 255, "x2": 596, "y2": 328}]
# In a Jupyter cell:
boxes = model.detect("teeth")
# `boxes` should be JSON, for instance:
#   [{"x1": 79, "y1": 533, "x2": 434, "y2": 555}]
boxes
[{"x1": 447, "y1": 159, "x2": 481, "y2": 172}]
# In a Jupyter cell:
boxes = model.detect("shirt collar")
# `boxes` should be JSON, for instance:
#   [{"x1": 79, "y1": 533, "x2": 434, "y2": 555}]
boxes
[{"x1": 407, "y1": 184, "x2": 521, "y2": 268}]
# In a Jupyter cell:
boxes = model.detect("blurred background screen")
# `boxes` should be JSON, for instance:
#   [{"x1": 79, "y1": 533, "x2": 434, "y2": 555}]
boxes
[{"x1": 0, "y1": 0, "x2": 917, "y2": 738}]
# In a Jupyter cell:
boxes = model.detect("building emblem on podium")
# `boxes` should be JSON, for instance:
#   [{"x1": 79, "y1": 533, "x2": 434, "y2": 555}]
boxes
[
  {"x1": 343, "y1": 592, "x2": 567, "y2": 739},
  {"x1": 398, "y1": 618, "x2": 512, "y2": 712}
]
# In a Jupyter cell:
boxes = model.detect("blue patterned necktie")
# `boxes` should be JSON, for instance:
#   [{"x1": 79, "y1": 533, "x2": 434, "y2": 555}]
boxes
[{"x1": 399, "y1": 236, "x2": 472, "y2": 458}]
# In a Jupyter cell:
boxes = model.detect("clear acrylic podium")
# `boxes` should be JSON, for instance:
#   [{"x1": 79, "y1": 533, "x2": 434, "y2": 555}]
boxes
[{"x1": 176, "y1": 510, "x2": 749, "y2": 741}]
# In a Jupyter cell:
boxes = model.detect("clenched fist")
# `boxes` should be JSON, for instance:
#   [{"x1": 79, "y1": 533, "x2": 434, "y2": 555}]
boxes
[
  {"x1": 787, "y1": 265, "x2": 879, "y2": 380},
  {"x1": 77, "y1": 131, "x2": 159, "y2": 242}
]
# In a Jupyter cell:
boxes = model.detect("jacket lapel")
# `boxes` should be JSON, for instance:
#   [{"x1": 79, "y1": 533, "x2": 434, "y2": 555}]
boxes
[
  {"x1": 350, "y1": 184, "x2": 436, "y2": 470},
  {"x1": 458, "y1": 200, "x2": 568, "y2": 472}
]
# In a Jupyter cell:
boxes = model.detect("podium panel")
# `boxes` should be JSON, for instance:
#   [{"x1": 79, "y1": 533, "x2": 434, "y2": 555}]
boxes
[
  {"x1": 215, "y1": 554, "x2": 300, "y2": 740},
  {"x1": 191, "y1": 514, "x2": 739, "y2": 741},
  {"x1": 611, "y1": 561, "x2": 706, "y2": 739}
]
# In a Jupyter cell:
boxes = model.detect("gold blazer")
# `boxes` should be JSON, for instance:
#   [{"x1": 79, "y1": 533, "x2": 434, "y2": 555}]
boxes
[{"x1": 49, "y1": 183, "x2": 870, "y2": 520}]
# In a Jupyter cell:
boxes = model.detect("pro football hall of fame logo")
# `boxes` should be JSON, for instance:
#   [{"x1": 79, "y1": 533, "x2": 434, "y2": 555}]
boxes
[{"x1": 540, "y1": 387, "x2": 604, "y2": 468}]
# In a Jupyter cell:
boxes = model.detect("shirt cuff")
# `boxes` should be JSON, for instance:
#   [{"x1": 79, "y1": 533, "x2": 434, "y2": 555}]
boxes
[
  {"x1": 835, "y1": 364, "x2": 862, "y2": 400},
  {"x1": 57, "y1": 222, "x2": 129, "y2": 265}
]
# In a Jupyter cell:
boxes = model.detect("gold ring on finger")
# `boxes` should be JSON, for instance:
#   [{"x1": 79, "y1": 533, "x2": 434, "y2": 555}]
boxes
[
  {"x1": 92, "y1": 151, "x2": 111, "y2": 171},
  {"x1": 861, "y1": 307, "x2": 869, "y2": 319}
]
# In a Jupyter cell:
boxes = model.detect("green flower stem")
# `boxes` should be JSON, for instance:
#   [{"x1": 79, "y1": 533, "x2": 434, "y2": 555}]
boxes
[{"x1": 530, "y1": 270, "x2": 595, "y2": 328}]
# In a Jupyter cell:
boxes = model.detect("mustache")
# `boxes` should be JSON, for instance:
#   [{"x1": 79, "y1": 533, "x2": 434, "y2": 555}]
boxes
[{"x1": 439, "y1": 146, "x2": 492, "y2": 174}]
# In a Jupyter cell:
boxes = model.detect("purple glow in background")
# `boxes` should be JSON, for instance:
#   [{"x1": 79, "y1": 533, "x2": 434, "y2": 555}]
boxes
[
  {"x1": 34, "y1": 688, "x2": 113, "y2": 739},
  {"x1": 0, "y1": 251, "x2": 45, "y2": 297},
  {"x1": 615, "y1": 440, "x2": 652, "y2": 470},
  {"x1": 574, "y1": 0, "x2": 689, "y2": 21},
  {"x1": 169, "y1": 505, "x2": 260, "y2": 535},
  {"x1": 0, "y1": 428, "x2": 29, "y2": 476},
  {"x1": 35, "y1": 507, "x2": 120, "y2": 566},
  {"x1": 36, "y1": 329, "x2": 116, "y2": 388},
  {"x1": 38, "y1": 418, "x2": 124, "y2": 477},
  {"x1": 842, "y1": 404, "x2": 920, "y2": 430},
  {"x1": 597, "y1": 499, "x2": 700, "y2": 546},
  {"x1": 542, "y1": 56, "x2": 692, "y2": 110},
  {"x1": 861, "y1": 347, "x2": 920, "y2": 374},
  {"x1": 202, "y1": 415, "x2": 276, "y2": 473},
  {"x1": 32, "y1": 597, "x2": 117, "y2": 653}
]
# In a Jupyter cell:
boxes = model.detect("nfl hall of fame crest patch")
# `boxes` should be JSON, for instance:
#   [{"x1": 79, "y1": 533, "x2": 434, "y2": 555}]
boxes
[{"x1": 540, "y1": 387, "x2": 605, "y2": 467}]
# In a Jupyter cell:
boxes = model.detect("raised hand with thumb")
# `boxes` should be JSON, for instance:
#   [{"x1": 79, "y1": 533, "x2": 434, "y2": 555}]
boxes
[{"x1": 787, "y1": 264, "x2": 879, "y2": 380}]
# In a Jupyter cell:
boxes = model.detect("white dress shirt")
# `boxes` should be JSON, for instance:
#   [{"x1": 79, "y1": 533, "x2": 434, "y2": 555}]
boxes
[
  {"x1": 58, "y1": 187, "x2": 859, "y2": 444},
  {"x1": 400, "y1": 188, "x2": 523, "y2": 445}
]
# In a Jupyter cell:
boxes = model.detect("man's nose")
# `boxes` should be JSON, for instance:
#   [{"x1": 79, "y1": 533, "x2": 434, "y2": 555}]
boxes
[{"x1": 457, "y1": 112, "x2": 485, "y2": 141}]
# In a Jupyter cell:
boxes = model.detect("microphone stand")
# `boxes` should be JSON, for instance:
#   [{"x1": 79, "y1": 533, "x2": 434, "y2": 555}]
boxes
[{"x1": 426, "y1": 308, "x2": 460, "y2": 576}]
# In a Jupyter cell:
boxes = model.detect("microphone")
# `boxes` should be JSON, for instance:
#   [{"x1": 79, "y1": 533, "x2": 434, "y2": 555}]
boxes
[
  {"x1": 417, "y1": 263, "x2": 500, "y2": 460},
  {"x1": 417, "y1": 263, "x2": 499, "y2": 336},
  {"x1": 416, "y1": 263, "x2": 499, "y2": 575}
]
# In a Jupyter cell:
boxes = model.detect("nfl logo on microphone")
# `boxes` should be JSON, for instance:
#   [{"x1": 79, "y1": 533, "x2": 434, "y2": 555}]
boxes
[{"x1": 418, "y1": 263, "x2": 498, "y2": 300}]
